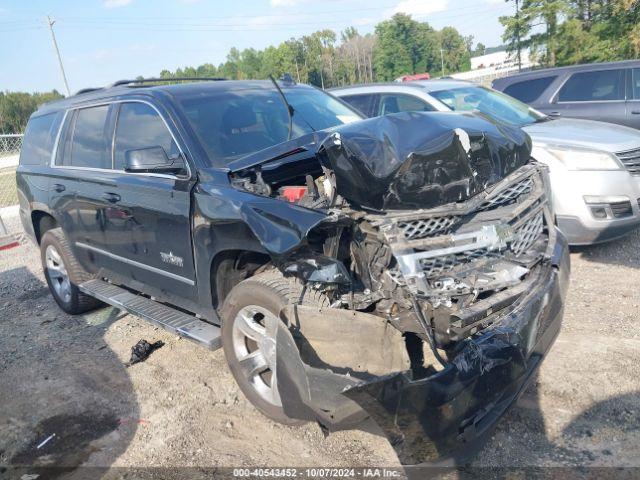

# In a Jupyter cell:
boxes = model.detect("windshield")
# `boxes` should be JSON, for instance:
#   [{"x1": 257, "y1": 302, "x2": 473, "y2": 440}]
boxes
[
  {"x1": 430, "y1": 86, "x2": 547, "y2": 127},
  {"x1": 176, "y1": 86, "x2": 362, "y2": 166}
]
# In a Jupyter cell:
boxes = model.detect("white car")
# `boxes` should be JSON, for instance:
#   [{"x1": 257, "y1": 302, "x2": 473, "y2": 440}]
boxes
[{"x1": 332, "y1": 80, "x2": 640, "y2": 245}]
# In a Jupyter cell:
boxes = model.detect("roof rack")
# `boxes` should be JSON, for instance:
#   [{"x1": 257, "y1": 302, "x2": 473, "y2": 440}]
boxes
[
  {"x1": 74, "y1": 87, "x2": 103, "y2": 95},
  {"x1": 109, "y1": 77, "x2": 226, "y2": 88}
]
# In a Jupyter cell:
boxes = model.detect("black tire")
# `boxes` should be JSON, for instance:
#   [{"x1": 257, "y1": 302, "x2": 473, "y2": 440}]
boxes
[
  {"x1": 220, "y1": 270, "x2": 329, "y2": 425},
  {"x1": 40, "y1": 228, "x2": 102, "y2": 315}
]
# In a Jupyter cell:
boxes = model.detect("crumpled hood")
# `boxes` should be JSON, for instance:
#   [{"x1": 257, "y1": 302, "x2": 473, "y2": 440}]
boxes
[
  {"x1": 319, "y1": 111, "x2": 532, "y2": 210},
  {"x1": 524, "y1": 118, "x2": 640, "y2": 153}
]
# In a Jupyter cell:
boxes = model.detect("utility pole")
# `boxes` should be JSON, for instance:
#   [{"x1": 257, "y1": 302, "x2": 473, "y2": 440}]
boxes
[
  {"x1": 440, "y1": 48, "x2": 445, "y2": 77},
  {"x1": 46, "y1": 16, "x2": 71, "y2": 96}
]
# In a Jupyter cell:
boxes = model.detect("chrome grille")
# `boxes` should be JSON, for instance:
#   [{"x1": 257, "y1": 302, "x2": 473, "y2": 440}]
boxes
[
  {"x1": 398, "y1": 216, "x2": 458, "y2": 240},
  {"x1": 478, "y1": 176, "x2": 533, "y2": 211},
  {"x1": 377, "y1": 166, "x2": 549, "y2": 292},
  {"x1": 616, "y1": 148, "x2": 640, "y2": 175},
  {"x1": 420, "y1": 249, "x2": 498, "y2": 278},
  {"x1": 511, "y1": 212, "x2": 544, "y2": 255}
]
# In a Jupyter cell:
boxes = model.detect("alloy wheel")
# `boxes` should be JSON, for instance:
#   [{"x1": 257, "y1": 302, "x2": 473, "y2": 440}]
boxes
[
  {"x1": 45, "y1": 244, "x2": 72, "y2": 304},
  {"x1": 231, "y1": 305, "x2": 281, "y2": 407}
]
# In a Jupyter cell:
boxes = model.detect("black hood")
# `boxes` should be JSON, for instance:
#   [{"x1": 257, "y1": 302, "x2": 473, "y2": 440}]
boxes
[
  {"x1": 227, "y1": 111, "x2": 532, "y2": 212},
  {"x1": 318, "y1": 111, "x2": 532, "y2": 211}
]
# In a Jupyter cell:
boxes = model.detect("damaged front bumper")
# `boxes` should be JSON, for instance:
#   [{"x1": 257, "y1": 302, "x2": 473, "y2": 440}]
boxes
[{"x1": 274, "y1": 230, "x2": 569, "y2": 465}]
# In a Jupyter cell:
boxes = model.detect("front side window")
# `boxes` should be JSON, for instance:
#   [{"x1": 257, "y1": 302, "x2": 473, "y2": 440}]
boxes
[
  {"x1": 20, "y1": 112, "x2": 62, "y2": 166},
  {"x1": 430, "y1": 86, "x2": 546, "y2": 127},
  {"x1": 68, "y1": 105, "x2": 111, "y2": 169},
  {"x1": 503, "y1": 76, "x2": 557, "y2": 103},
  {"x1": 341, "y1": 94, "x2": 377, "y2": 117},
  {"x1": 114, "y1": 103, "x2": 178, "y2": 170},
  {"x1": 558, "y1": 69, "x2": 625, "y2": 102},
  {"x1": 176, "y1": 86, "x2": 362, "y2": 166},
  {"x1": 378, "y1": 93, "x2": 435, "y2": 115}
]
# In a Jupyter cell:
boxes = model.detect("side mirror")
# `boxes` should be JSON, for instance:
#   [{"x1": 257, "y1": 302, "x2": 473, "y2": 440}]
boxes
[{"x1": 124, "y1": 146, "x2": 186, "y2": 175}]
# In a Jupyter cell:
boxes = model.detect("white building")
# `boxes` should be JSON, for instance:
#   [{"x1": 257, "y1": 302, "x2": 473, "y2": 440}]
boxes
[{"x1": 450, "y1": 49, "x2": 536, "y2": 86}]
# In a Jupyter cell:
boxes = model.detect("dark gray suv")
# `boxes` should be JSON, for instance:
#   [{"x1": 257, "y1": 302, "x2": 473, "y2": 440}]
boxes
[{"x1": 492, "y1": 60, "x2": 640, "y2": 129}]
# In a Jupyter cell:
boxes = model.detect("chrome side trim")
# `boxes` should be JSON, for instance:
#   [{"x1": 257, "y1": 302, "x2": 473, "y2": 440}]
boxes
[
  {"x1": 76, "y1": 242, "x2": 195, "y2": 286},
  {"x1": 49, "y1": 165, "x2": 180, "y2": 180}
]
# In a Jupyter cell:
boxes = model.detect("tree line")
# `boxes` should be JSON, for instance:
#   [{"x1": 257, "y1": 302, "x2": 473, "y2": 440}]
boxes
[
  {"x1": 500, "y1": 0, "x2": 639, "y2": 67},
  {"x1": 157, "y1": 14, "x2": 473, "y2": 88},
  {"x1": 0, "y1": 90, "x2": 63, "y2": 134}
]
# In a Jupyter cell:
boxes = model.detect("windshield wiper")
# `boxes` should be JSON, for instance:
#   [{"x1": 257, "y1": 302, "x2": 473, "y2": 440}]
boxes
[{"x1": 269, "y1": 75, "x2": 295, "y2": 141}]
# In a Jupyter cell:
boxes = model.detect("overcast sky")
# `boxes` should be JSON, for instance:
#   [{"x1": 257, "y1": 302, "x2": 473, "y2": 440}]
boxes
[{"x1": 0, "y1": 0, "x2": 513, "y2": 93}]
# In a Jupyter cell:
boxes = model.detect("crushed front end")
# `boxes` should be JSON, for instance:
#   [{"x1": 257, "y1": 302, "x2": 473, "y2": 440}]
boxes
[{"x1": 227, "y1": 112, "x2": 570, "y2": 465}]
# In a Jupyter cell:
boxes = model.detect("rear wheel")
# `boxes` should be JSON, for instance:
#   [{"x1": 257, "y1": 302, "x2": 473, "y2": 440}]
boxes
[
  {"x1": 40, "y1": 228, "x2": 102, "y2": 315},
  {"x1": 220, "y1": 270, "x2": 328, "y2": 425}
]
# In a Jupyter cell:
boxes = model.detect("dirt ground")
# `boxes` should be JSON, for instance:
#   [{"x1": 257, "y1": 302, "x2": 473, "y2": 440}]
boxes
[{"x1": 1, "y1": 228, "x2": 639, "y2": 478}]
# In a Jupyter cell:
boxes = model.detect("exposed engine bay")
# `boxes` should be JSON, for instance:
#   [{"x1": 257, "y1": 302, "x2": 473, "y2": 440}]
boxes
[{"x1": 229, "y1": 112, "x2": 551, "y2": 349}]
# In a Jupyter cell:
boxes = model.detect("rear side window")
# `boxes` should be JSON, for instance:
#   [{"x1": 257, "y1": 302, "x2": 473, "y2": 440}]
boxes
[
  {"x1": 558, "y1": 69, "x2": 625, "y2": 102},
  {"x1": 19, "y1": 112, "x2": 62, "y2": 166},
  {"x1": 633, "y1": 68, "x2": 640, "y2": 100},
  {"x1": 340, "y1": 94, "x2": 376, "y2": 117},
  {"x1": 64, "y1": 105, "x2": 111, "y2": 169},
  {"x1": 378, "y1": 94, "x2": 435, "y2": 115},
  {"x1": 113, "y1": 102, "x2": 178, "y2": 170},
  {"x1": 503, "y1": 76, "x2": 556, "y2": 103}
]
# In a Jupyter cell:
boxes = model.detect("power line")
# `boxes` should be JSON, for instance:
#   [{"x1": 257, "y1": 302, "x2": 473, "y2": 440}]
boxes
[
  {"x1": 50, "y1": 10, "x2": 512, "y2": 33},
  {"x1": 57, "y1": 2, "x2": 510, "y2": 23}
]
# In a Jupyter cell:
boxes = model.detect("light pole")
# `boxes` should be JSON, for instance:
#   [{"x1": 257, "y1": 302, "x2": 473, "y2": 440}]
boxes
[{"x1": 440, "y1": 48, "x2": 445, "y2": 77}]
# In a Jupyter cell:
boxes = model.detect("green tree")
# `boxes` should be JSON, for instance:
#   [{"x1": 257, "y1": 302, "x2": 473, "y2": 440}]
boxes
[
  {"x1": 500, "y1": 0, "x2": 531, "y2": 69},
  {"x1": 0, "y1": 90, "x2": 63, "y2": 133},
  {"x1": 522, "y1": 0, "x2": 567, "y2": 66},
  {"x1": 439, "y1": 26, "x2": 472, "y2": 74},
  {"x1": 374, "y1": 14, "x2": 438, "y2": 81},
  {"x1": 474, "y1": 42, "x2": 487, "y2": 56}
]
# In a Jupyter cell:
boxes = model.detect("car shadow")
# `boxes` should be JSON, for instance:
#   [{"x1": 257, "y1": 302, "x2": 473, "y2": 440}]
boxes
[
  {"x1": 434, "y1": 374, "x2": 640, "y2": 478},
  {"x1": 0, "y1": 266, "x2": 139, "y2": 479},
  {"x1": 570, "y1": 226, "x2": 640, "y2": 269}
]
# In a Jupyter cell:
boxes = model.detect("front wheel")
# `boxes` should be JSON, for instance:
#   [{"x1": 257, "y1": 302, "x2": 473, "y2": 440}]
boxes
[
  {"x1": 220, "y1": 270, "x2": 328, "y2": 425},
  {"x1": 40, "y1": 228, "x2": 102, "y2": 315}
]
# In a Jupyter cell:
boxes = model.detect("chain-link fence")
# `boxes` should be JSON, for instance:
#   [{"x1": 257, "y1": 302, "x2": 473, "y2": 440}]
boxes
[{"x1": 0, "y1": 134, "x2": 23, "y2": 238}]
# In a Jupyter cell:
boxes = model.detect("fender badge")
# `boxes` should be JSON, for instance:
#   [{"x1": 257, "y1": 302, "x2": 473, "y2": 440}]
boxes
[{"x1": 160, "y1": 251, "x2": 184, "y2": 268}]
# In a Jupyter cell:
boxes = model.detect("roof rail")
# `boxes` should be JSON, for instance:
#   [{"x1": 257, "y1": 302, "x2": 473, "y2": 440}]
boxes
[
  {"x1": 74, "y1": 87, "x2": 103, "y2": 95},
  {"x1": 109, "y1": 77, "x2": 227, "y2": 88}
]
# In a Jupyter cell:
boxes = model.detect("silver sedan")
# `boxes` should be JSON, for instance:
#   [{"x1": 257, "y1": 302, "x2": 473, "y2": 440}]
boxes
[{"x1": 332, "y1": 80, "x2": 640, "y2": 245}]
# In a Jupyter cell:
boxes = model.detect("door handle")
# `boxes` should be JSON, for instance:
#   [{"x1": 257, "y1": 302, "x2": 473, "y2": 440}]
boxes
[
  {"x1": 548, "y1": 111, "x2": 562, "y2": 117},
  {"x1": 631, "y1": 110, "x2": 640, "y2": 115},
  {"x1": 102, "y1": 192, "x2": 121, "y2": 203},
  {"x1": 53, "y1": 183, "x2": 66, "y2": 193}
]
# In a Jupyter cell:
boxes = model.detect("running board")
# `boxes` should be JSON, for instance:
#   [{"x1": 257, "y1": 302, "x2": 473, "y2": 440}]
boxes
[{"x1": 80, "y1": 279, "x2": 222, "y2": 350}]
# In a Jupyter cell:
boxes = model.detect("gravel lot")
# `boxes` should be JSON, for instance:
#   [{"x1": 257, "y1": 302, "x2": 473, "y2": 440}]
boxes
[{"x1": 1, "y1": 228, "x2": 639, "y2": 477}]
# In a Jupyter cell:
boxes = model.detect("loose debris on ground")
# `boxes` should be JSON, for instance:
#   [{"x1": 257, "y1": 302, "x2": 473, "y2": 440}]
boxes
[{"x1": 125, "y1": 339, "x2": 165, "y2": 367}]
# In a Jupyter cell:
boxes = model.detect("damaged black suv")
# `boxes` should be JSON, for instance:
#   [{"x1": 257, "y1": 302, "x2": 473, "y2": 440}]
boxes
[{"x1": 17, "y1": 77, "x2": 569, "y2": 465}]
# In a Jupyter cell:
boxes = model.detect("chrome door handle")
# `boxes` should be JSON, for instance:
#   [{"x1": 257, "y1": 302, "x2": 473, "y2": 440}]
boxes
[
  {"x1": 548, "y1": 111, "x2": 562, "y2": 117},
  {"x1": 102, "y1": 192, "x2": 121, "y2": 203}
]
